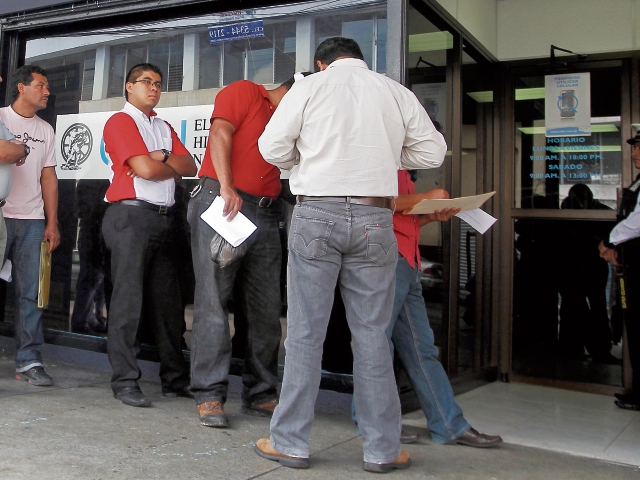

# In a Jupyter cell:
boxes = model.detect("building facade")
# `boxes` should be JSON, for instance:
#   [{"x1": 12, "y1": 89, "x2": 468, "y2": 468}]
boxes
[{"x1": 0, "y1": 0, "x2": 637, "y2": 398}]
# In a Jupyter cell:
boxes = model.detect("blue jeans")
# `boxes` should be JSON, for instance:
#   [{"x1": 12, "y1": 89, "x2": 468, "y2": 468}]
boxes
[
  {"x1": 3, "y1": 218, "x2": 45, "y2": 371},
  {"x1": 353, "y1": 257, "x2": 470, "y2": 443},
  {"x1": 188, "y1": 178, "x2": 282, "y2": 406},
  {"x1": 270, "y1": 199, "x2": 401, "y2": 464}
]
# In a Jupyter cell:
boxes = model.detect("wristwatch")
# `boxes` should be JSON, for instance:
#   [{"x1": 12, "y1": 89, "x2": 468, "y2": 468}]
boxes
[
  {"x1": 161, "y1": 148, "x2": 170, "y2": 163},
  {"x1": 22, "y1": 143, "x2": 30, "y2": 157}
]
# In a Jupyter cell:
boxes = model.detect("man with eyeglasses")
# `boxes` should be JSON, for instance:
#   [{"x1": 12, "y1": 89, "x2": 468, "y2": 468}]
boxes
[
  {"x1": 102, "y1": 63, "x2": 197, "y2": 407},
  {"x1": 0, "y1": 65, "x2": 56, "y2": 387},
  {"x1": 599, "y1": 126, "x2": 640, "y2": 411}
]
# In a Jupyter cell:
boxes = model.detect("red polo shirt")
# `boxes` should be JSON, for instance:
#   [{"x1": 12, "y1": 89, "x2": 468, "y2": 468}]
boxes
[
  {"x1": 199, "y1": 80, "x2": 281, "y2": 199},
  {"x1": 394, "y1": 170, "x2": 421, "y2": 269}
]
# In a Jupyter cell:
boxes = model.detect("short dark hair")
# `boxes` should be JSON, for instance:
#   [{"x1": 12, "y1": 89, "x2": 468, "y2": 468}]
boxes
[
  {"x1": 10, "y1": 65, "x2": 47, "y2": 102},
  {"x1": 279, "y1": 71, "x2": 313, "y2": 90},
  {"x1": 313, "y1": 37, "x2": 364, "y2": 72},
  {"x1": 124, "y1": 63, "x2": 163, "y2": 100}
]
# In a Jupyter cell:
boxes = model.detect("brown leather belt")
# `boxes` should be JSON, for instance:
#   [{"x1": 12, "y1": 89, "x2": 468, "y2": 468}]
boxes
[{"x1": 297, "y1": 196, "x2": 392, "y2": 210}]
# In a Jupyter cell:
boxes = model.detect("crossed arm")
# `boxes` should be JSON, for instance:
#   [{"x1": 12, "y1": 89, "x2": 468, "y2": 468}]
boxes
[
  {"x1": 127, "y1": 149, "x2": 196, "y2": 181},
  {"x1": 0, "y1": 139, "x2": 27, "y2": 165}
]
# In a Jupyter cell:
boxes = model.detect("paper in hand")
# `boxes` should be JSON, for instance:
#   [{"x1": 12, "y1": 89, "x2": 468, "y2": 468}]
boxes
[
  {"x1": 200, "y1": 196, "x2": 257, "y2": 247},
  {"x1": 0, "y1": 259, "x2": 11, "y2": 282},
  {"x1": 455, "y1": 208, "x2": 497, "y2": 234}
]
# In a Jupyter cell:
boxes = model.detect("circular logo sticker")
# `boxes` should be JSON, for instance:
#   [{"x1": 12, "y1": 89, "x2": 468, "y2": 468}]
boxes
[{"x1": 60, "y1": 123, "x2": 93, "y2": 170}]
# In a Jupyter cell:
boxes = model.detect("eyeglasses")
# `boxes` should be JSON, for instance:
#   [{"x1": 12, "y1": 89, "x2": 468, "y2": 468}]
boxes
[{"x1": 132, "y1": 79, "x2": 163, "y2": 89}]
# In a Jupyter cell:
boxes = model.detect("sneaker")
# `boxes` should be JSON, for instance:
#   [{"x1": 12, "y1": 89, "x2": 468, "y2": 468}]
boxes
[{"x1": 15, "y1": 366, "x2": 53, "y2": 386}]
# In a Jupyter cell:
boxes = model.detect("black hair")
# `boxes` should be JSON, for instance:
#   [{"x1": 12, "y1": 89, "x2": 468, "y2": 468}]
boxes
[
  {"x1": 313, "y1": 37, "x2": 364, "y2": 72},
  {"x1": 124, "y1": 63, "x2": 163, "y2": 100},
  {"x1": 280, "y1": 71, "x2": 313, "y2": 90},
  {"x1": 10, "y1": 65, "x2": 48, "y2": 102}
]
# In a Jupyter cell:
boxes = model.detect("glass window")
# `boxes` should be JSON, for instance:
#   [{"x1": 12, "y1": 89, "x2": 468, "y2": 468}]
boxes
[
  {"x1": 247, "y1": 25, "x2": 275, "y2": 85},
  {"x1": 199, "y1": 35, "x2": 222, "y2": 89},
  {"x1": 513, "y1": 68, "x2": 623, "y2": 209},
  {"x1": 274, "y1": 22, "x2": 296, "y2": 83},
  {"x1": 223, "y1": 40, "x2": 245, "y2": 86}
]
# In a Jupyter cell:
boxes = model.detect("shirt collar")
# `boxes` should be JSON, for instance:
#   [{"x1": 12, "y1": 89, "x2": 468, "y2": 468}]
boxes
[
  {"x1": 326, "y1": 58, "x2": 369, "y2": 70},
  {"x1": 123, "y1": 101, "x2": 157, "y2": 120}
]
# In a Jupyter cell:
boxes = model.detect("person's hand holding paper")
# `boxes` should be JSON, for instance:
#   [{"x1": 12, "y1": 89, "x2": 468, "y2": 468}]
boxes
[{"x1": 200, "y1": 196, "x2": 257, "y2": 247}]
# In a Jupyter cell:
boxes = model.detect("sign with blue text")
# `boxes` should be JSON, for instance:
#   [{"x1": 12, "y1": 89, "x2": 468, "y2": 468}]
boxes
[
  {"x1": 545, "y1": 73, "x2": 591, "y2": 137},
  {"x1": 208, "y1": 20, "x2": 264, "y2": 44}
]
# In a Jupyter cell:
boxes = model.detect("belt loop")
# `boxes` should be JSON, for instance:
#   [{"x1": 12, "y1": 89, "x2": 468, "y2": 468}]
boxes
[{"x1": 190, "y1": 184, "x2": 202, "y2": 198}]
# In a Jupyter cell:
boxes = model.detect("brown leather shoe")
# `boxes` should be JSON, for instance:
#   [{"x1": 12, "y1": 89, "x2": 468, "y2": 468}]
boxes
[
  {"x1": 450, "y1": 427, "x2": 503, "y2": 448},
  {"x1": 400, "y1": 430, "x2": 419, "y2": 444},
  {"x1": 197, "y1": 401, "x2": 228, "y2": 428},
  {"x1": 242, "y1": 398, "x2": 279, "y2": 417},
  {"x1": 363, "y1": 449, "x2": 411, "y2": 473},
  {"x1": 254, "y1": 438, "x2": 310, "y2": 469}
]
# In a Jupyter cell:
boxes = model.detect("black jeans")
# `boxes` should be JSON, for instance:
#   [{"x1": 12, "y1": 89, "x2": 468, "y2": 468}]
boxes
[
  {"x1": 102, "y1": 203, "x2": 190, "y2": 393},
  {"x1": 188, "y1": 178, "x2": 282, "y2": 406}
]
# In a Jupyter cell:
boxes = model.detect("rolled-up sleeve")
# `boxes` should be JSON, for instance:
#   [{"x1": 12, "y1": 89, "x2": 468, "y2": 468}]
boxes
[
  {"x1": 400, "y1": 92, "x2": 447, "y2": 170},
  {"x1": 258, "y1": 86, "x2": 307, "y2": 170}
]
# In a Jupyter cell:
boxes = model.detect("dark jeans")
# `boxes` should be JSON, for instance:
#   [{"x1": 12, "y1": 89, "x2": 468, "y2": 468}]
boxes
[
  {"x1": 102, "y1": 203, "x2": 190, "y2": 394},
  {"x1": 4, "y1": 218, "x2": 45, "y2": 371},
  {"x1": 622, "y1": 242, "x2": 640, "y2": 397},
  {"x1": 188, "y1": 178, "x2": 282, "y2": 406}
]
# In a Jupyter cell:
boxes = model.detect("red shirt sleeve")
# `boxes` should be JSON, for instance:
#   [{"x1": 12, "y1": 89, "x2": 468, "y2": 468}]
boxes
[
  {"x1": 103, "y1": 113, "x2": 149, "y2": 166},
  {"x1": 166, "y1": 121, "x2": 190, "y2": 155},
  {"x1": 211, "y1": 81, "x2": 256, "y2": 130}
]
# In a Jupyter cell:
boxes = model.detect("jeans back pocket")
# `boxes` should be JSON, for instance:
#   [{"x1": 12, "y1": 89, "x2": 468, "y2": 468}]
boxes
[
  {"x1": 365, "y1": 223, "x2": 397, "y2": 266},
  {"x1": 290, "y1": 216, "x2": 335, "y2": 259}
]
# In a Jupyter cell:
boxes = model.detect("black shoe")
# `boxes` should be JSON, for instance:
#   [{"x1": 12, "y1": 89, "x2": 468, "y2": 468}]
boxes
[
  {"x1": 114, "y1": 387, "x2": 151, "y2": 407},
  {"x1": 162, "y1": 386, "x2": 194, "y2": 399},
  {"x1": 614, "y1": 392, "x2": 638, "y2": 403},
  {"x1": 15, "y1": 366, "x2": 53, "y2": 386},
  {"x1": 615, "y1": 399, "x2": 640, "y2": 411},
  {"x1": 85, "y1": 314, "x2": 108, "y2": 334}
]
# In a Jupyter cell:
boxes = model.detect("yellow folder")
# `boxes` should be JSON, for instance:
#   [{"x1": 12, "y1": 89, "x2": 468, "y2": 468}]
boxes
[{"x1": 37, "y1": 241, "x2": 51, "y2": 309}]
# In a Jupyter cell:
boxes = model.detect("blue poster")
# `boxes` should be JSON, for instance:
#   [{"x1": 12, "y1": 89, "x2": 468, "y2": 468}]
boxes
[
  {"x1": 208, "y1": 20, "x2": 264, "y2": 44},
  {"x1": 544, "y1": 73, "x2": 591, "y2": 137}
]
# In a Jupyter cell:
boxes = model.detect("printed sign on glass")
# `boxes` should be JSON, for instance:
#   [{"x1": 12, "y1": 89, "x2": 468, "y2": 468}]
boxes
[
  {"x1": 545, "y1": 73, "x2": 591, "y2": 137},
  {"x1": 208, "y1": 20, "x2": 264, "y2": 44}
]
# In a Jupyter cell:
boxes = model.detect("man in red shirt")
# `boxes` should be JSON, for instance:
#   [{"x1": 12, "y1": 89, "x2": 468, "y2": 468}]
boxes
[
  {"x1": 188, "y1": 75, "x2": 305, "y2": 428},
  {"x1": 357, "y1": 170, "x2": 502, "y2": 447},
  {"x1": 102, "y1": 63, "x2": 197, "y2": 407}
]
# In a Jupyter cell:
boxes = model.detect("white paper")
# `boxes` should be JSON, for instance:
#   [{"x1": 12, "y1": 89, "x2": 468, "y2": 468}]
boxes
[
  {"x1": 0, "y1": 259, "x2": 11, "y2": 282},
  {"x1": 455, "y1": 208, "x2": 497, "y2": 234},
  {"x1": 200, "y1": 196, "x2": 257, "y2": 247}
]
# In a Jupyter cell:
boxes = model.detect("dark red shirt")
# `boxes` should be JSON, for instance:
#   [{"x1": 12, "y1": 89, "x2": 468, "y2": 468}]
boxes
[
  {"x1": 199, "y1": 80, "x2": 281, "y2": 199},
  {"x1": 394, "y1": 170, "x2": 421, "y2": 269}
]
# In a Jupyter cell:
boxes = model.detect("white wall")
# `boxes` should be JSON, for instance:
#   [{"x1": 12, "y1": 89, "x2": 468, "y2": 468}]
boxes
[
  {"x1": 435, "y1": 0, "x2": 497, "y2": 57},
  {"x1": 496, "y1": 0, "x2": 637, "y2": 60}
]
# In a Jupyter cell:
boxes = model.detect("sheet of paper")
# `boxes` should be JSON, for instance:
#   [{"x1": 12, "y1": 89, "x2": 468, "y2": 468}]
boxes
[
  {"x1": 403, "y1": 191, "x2": 495, "y2": 215},
  {"x1": 200, "y1": 196, "x2": 257, "y2": 247},
  {"x1": 455, "y1": 208, "x2": 497, "y2": 234},
  {"x1": 0, "y1": 259, "x2": 11, "y2": 282}
]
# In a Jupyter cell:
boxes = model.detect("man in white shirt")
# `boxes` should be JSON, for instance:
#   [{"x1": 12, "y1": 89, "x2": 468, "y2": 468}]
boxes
[
  {"x1": 599, "y1": 127, "x2": 640, "y2": 411},
  {"x1": 0, "y1": 65, "x2": 58, "y2": 387},
  {"x1": 254, "y1": 37, "x2": 446, "y2": 472}
]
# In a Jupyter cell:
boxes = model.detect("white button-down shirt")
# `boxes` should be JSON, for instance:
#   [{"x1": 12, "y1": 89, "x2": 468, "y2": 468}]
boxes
[
  {"x1": 113, "y1": 102, "x2": 175, "y2": 206},
  {"x1": 610, "y1": 188, "x2": 640, "y2": 245},
  {"x1": 258, "y1": 58, "x2": 446, "y2": 197}
]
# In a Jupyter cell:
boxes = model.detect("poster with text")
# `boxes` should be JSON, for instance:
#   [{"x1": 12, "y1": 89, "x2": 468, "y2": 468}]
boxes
[
  {"x1": 545, "y1": 73, "x2": 590, "y2": 137},
  {"x1": 411, "y1": 83, "x2": 447, "y2": 135},
  {"x1": 55, "y1": 104, "x2": 214, "y2": 180}
]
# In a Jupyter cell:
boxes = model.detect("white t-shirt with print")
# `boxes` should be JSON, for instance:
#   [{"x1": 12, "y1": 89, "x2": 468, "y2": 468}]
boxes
[{"x1": 0, "y1": 106, "x2": 56, "y2": 219}]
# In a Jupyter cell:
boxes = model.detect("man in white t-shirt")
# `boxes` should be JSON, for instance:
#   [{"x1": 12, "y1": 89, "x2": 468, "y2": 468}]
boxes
[{"x1": 0, "y1": 65, "x2": 59, "y2": 386}]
